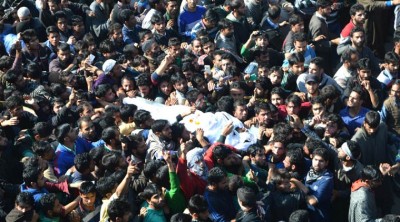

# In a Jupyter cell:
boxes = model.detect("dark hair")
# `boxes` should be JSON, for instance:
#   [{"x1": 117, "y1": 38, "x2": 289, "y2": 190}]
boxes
[
  {"x1": 170, "y1": 213, "x2": 192, "y2": 222},
  {"x1": 285, "y1": 94, "x2": 302, "y2": 107},
  {"x1": 96, "y1": 176, "x2": 117, "y2": 197},
  {"x1": 237, "y1": 186, "x2": 257, "y2": 208},
  {"x1": 286, "y1": 148, "x2": 304, "y2": 168},
  {"x1": 188, "y1": 194, "x2": 208, "y2": 215},
  {"x1": 95, "y1": 84, "x2": 113, "y2": 98},
  {"x1": 364, "y1": 111, "x2": 380, "y2": 128},
  {"x1": 326, "y1": 113, "x2": 344, "y2": 129},
  {"x1": 310, "y1": 57, "x2": 324, "y2": 69},
  {"x1": 54, "y1": 11, "x2": 67, "y2": 21},
  {"x1": 108, "y1": 199, "x2": 131, "y2": 221},
  {"x1": 218, "y1": 18, "x2": 233, "y2": 30},
  {"x1": 151, "y1": 12, "x2": 164, "y2": 25},
  {"x1": 350, "y1": 3, "x2": 365, "y2": 16},
  {"x1": 54, "y1": 123, "x2": 71, "y2": 143},
  {"x1": 5, "y1": 95, "x2": 24, "y2": 109},
  {"x1": 23, "y1": 166, "x2": 41, "y2": 185},
  {"x1": 357, "y1": 58, "x2": 371, "y2": 71},
  {"x1": 207, "y1": 166, "x2": 226, "y2": 185},
  {"x1": 305, "y1": 138, "x2": 324, "y2": 155},
  {"x1": 139, "y1": 183, "x2": 162, "y2": 200},
  {"x1": 289, "y1": 14, "x2": 303, "y2": 25},
  {"x1": 384, "y1": 51, "x2": 399, "y2": 64},
  {"x1": 271, "y1": 87, "x2": 285, "y2": 97},
  {"x1": 143, "y1": 160, "x2": 164, "y2": 179},
  {"x1": 321, "y1": 85, "x2": 339, "y2": 100},
  {"x1": 312, "y1": 148, "x2": 330, "y2": 162},
  {"x1": 316, "y1": 0, "x2": 331, "y2": 8},
  {"x1": 345, "y1": 140, "x2": 361, "y2": 159},
  {"x1": 99, "y1": 39, "x2": 114, "y2": 54},
  {"x1": 361, "y1": 165, "x2": 383, "y2": 182},
  {"x1": 273, "y1": 122, "x2": 293, "y2": 137},
  {"x1": 74, "y1": 153, "x2": 92, "y2": 173},
  {"x1": 46, "y1": 26, "x2": 59, "y2": 36},
  {"x1": 341, "y1": 48, "x2": 358, "y2": 62},
  {"x1": 229, "y1": 0, "x2": 243, "y2": 10},
  {"x1": 119, "y1": 9, "x2": 134, "y2": 23},
  {"x1": 120, "y1": 104, "x2": 137, "y2": 123},
  {"x1": 57, "y1": 42, "x2": 70, "y2": 53},
  {"x1": 136, "y1": 73, "x2": 151, "y2": 87},
  {"x1": 133, "y1": 110, "x2": 152, "y2": 126},
  {"x1": 40, "y1": 193, "x2": 57, "y2": 214},
  {"x1": 79, "y1": 181, "x2": 96, "y2": 194},
  {"x1": 270, "y1": 168, "x2": 291, "y2": 184},
  {"x1": 293, "y1": 32, "x2": 307, "y2": 43},
  {"x1": 102, "y1": 152, "x2": 123, "y2": 173},
  {"x1": 217, "y1": 96, "x2": 234, "y2": 114},
  {"x1": 21, "y1": 29, "x2": 37, "y2": 43},
  {"x1": 101, "y1": 127, "x2": 118, "y2": 145},
  {"x1": 71, "y1": 15, "x2": 83, "y2": 26},
  {"x1": 268, "y1": 5, "x2": 281, "y2": 20},
  {"x1": 151, "y1": 119, "x2": 169, "y2": 133},
  {"x1": 350, "y1": 26, "x2": 365, "y2": 37},
  {"x1": 254, "y1": 102, "x2": 271, "y2": 115},
  {"x1": 16, "y1": 192, "x2": 34, "y2": 207},
  {"x1": 32, "y1": 122, "x2": 53, "y2": 139},
  {"x1": 32, "y1": 141, "x2": 53, "y2": 157}
]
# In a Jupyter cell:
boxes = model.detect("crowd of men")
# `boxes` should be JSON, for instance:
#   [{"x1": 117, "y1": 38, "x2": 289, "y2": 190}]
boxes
[{"x1": 0, "y1": 0, "x2": 400, "y2": 221}]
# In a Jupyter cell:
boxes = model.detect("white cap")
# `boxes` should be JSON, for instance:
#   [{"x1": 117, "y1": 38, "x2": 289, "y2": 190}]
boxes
[{"x1": 102, "y1": 59, "x2": 117, "y2": 75}]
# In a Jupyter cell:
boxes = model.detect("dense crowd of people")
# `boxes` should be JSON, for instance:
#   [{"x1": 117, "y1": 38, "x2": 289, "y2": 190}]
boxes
[{"x1": 0, "y1": 0, "x2": 400, "y2": 221}]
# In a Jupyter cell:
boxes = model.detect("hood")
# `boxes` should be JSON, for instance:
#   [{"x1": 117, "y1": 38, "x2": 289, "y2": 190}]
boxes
[{"x1": 351, "y1": 179, "x2": 370, "y2": 192}]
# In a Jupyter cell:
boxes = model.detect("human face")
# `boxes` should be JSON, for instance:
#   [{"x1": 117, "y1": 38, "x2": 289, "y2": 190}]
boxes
[
  {"x1": 148, "y1": 192, "x2": 165, "y2": 209},
  {"x1": 357, "y1": 68, "x2": 371, "y2": 81},
  {"x1": 53, "y1": 102, "x2": 64, "y2": 114},
  {"x1": 138, "y1": 85, "x2": 151, "y2": 97},
  {"x1": 67, "y1": 126, "x2": 79, "y2": 142},
  {"x1": 26, "y1": 36, "x2": 40, "y2": 51},
  {"x1": 16, "y1": 203, "x2": 33, "y2": 213},
  {"x1": 57, "y1": 18, "x2": 68, "y2": 32},
  {"x1": 154, "y1": 21, "x2": 166, "y2": 33},
  {"x1": 258, "y1": 67, "x2": 269, "y2": 77},
  {"x1": 57, "y1": 50, "x2": 70, "y2": 62},
  {"x1": 10, "y1": 105, "x2": 23, "y2": 117},
  {"x1": 320, "y1": 5, "x2": 332, "y2": 17},
  {"x1": 256, "y1": 109, "x2": 272, "y2": 126},
  {"x1": 173, "y1": 80, "x2": 188, "y2": 93},
  {"x1": 112, "y1": 28, "x2": 123, "y2": 43},
  {"x1": 221, "y1": 26, "x2": 234, "y2": 38},
  {"x1": 251, "y1": 150, "x2": 266, "y2": 167},
  {"x1": 191, "y1": 40, "x2": 202, "y2": 55},
  {"x1": 306, "y1": 81, "x2": 319, "y2": 95},
  {"x1": 236, "y1": 0, "x2": 246, "y2": 16},
  {"x1": 324, "y1": 121, "x2": 338, "y2": 137},
  {"x1": 291, "y1": 62, "x2": 305, "y2": 75},
  {"x1": 81, "y1": 106, "x2": 94, "y2": 117},
  {"x1": 217, "y1": 176, "x2": 229, "y2": 191},
  {"x1": 80, "y1": 192, "x2": 96, "y2": 207},
  {"x1": 127, "y1": 15, "x2": 136, "y2": 28},
  {"x1": 51, "y1": 199, "x2": 63, "y2": 216},
  {"x1": 203, "y1": 18, "x2": 217, "y2": 29},
  {"x1": 80, "y1": 120, "x2": 96, "y2": 140},
  {"x1": 122, "y1": 79, "x2": 135, "y2": 92},
  {"x1": 294, "y1": 40, "x2": 307, "y2": 54},
  {"x1": 159, "y1": 81, "x2": 172, "y2": 95},
  {"x1": 166, "y1": 1, "x2": 178, "y2": 15},
  {"x1": 311, "y1": 103, "x2": 325, "y2": 116},
  {"x1": 351, "y1": 31, "x2": 365, "y2": 48},
  {"x1": 221, "y1": 59, "x2": 232, "y2": 71},
  {"x1": 72, "y1": 22, "x2": 85, "y2": 35},
  {"x1": 347, "y1": 91, "x2": 362, "y2": 108},
  {"x1": 308, "y1": 63, "x2": 323, "y2": 79},
  {"x1": 36, "y1": 172, "x2": 46, "y2": 188},
  {"x1": 48, "y1": 1, "x2": 59, "y2": 13},
  {"x1": 48, "y1": 32, "x2": 60, "y2": 46},
  {"x1": 104, "y1": 89, "x2": 116, "y2": 102},
  {"x1": 213, "y1": 54, "x2": 222, "y2": 68},
  {"x1": 161, "y1": 124, "x2": 172, "y2": 140},
  {"x1": 387, "y1": 62, "x2": 399, "y2": 74},
  {"x1": 234, "y1": 105, "x2": 248, "y2": 121},
  {"x1": 269, "y1": 71, "x2": 282, "y2": 85},
  {"x1": 223, "y1": 153, "x2": 241, "y2": 167},
  {"x1": 337, "y1": 147, "x2": 348, "y2": 161},
  {"x1": 363, "y1": 123, "x2": 378, "y2": 136},
  {"x1": 187, "y1": 0, "x2": 198, "y2": 10},
  {"x1": 352, "y1": 10, "x2": 366, "y2": 25},
  {"x1": 203, "y1": 42, "x2": 215, "y2": 55},
  {"x1": 391, "y1": 84, "x2": 400, "y2": 99},
  {"x1": 286, "y1": 102, "x2": 300, "y2": 115},
  {"x1": 168, "y1": 45, "x2": 181, "y2": 59},
  {"x1": 271, "y1": 94, "x2": 283, "y2": 106},
  {"x1": 230, "y1": 88, "x2": 245, "y2": 101},
  {"x1": 255, "y1": 36, "x2": 269, "y2": 48},
  {"x1": 272, "y1": 142, "x2": 285, "y2": 158},
  {"x1": 312, "y1": 154, "x2": 328, "y2": 172},
  {"x1": 276, "y1": 178, "x2": 291, "y2": 192},
  {"x1": 292, "y1": 21, "x2": 305, "y2": 33}
]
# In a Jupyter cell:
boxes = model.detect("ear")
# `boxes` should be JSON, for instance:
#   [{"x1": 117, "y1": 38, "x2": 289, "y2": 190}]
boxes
[
  {"x1": 291, "y1": 164, "x2": 296, "y2": 171},
  {"x1": 346, "y1": 156, "x2": 351, "y2": 161},
  {"x1": 217, "y1": 158, "x2": 223, "y2": 165}
]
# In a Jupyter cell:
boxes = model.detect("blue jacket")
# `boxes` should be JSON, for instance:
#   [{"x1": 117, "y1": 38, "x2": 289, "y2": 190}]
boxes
[{"x1": 54, "y1": 137, "x2": 90, "y2": 176}]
